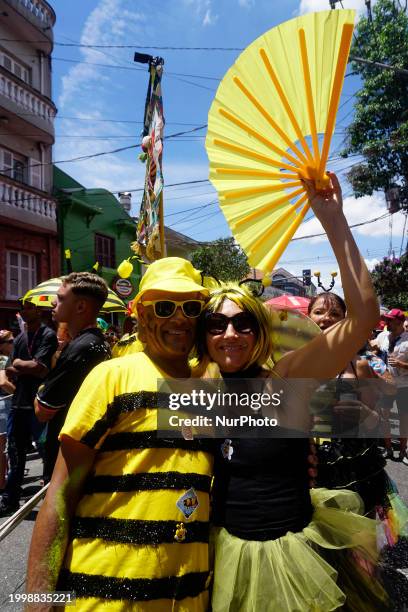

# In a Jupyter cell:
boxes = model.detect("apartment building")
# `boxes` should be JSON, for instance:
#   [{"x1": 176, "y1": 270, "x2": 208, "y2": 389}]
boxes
[{"x1": 0, "y1": 0, "x2": 57, "y2": 328}]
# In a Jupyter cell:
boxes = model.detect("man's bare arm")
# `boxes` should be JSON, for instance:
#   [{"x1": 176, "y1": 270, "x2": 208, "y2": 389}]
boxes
[
  {"x1": 34, "y1": 397, "x2": 57, "y2": 423},
  {"x1": 26, "y1": 436, "x2": 96, "y2": 609},
  {"x1": 11, "y1": 358, "x2": 49, "y2": 378}
]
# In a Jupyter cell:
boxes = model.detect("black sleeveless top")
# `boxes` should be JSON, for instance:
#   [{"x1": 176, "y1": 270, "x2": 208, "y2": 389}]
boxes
[{"x1": 211, "y1": 369, "x2": 313, "y2": 541}]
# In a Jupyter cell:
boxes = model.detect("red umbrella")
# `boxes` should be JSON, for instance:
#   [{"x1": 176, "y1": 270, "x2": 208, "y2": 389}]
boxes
[{"x1": 265, "y1": 295, "x2": 311, "y2": 315}]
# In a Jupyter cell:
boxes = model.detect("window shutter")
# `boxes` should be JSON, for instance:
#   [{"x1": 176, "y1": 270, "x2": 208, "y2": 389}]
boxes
[
  {"x1": 30, "y1": 158, "x2": 42, "y2": 190},
  {"x1": 3, "y1": 55, "x2": 11, "y2": 71},
  {"x1": 6, "y1": 251, "x2": 37, "y2": 299},
  {"x1": 1, "y1": 150, "x2": 12, "y2": 177}
]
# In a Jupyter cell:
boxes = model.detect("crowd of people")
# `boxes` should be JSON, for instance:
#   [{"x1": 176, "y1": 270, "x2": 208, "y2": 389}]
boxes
[{"x1": 0, "y1": 173, "x2": 407, "y2": 610}]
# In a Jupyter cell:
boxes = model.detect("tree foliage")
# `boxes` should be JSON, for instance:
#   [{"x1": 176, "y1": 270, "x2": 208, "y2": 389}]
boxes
[
  {"x1": 371, "y1": 255, "x2": 408, "y2": 309},
  {"x1": 342, "y1": 0, "x2": 408, "y2": 200},
  {"x1": 191, "y1": 237, "x2": 250, "y2": 282}
]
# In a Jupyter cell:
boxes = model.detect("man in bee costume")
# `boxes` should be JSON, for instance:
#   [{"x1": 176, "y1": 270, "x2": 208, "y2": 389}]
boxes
[{"x1": 26, "y1": 257, "x2": 212, "y2": 612}]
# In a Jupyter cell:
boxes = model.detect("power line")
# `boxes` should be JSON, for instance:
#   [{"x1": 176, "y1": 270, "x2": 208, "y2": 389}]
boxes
[
  {"x1": 181, "y1": 210, "x2": 223, "y2": 231},
  {"x1": 279, "y1": 249, "x2": 389, "y2": 266},
  {"x1": 166, "y1": 74, "x2": 215, "y2": 92},
  {"x1": 56, "y1": 116, "x2": 202, "y2": 126},
  {"x1": 349, "y1": 55, "x2": 408, "y2": 77},
  {"x1": 400, "y1": 213, "x2": 408, "y2": 256},
  {"x1": 337, "y1": 91, "x2": 358, "y2": 112},
  {"x1": 193, "y1": 211, "x2": 394, "y2": 244},
  {"x1": 2, "y1": 37, "x2": 408, "y2": 74},
  {"x1": 1, "y1": 153, "x2": 365, "y2": 208},
  {"x1": 170, "y1": 208, "x2": 222, "y2": 231},
  {"x1": 52, "y1": 56, "x2": 221, "y2": 81},
  {"x1": 25, "y1": 125, "x2": 208, "y2": 169},
  {"x1": 0, "y1": 111, "x2": 205, "y2": 126},
  {"x1": 51, "y1": 143, "x2": 359, "y2": 184},
  {"x1": 0, "y1": 126, "x2": 346, "y2": 141},
  {"x1": 167, "y1": 200, "x2": 218, "y2": 226},
  {"x1": 292, "y1": 212, "x2": 390, "y2": 241},
  {"x1": 0, "y1": 133, "x2": 200, "y2": 140},
  {"x1": 164, "y1": 191, "x2": 215, "y2": 203},
  {"x1": 0, "y1": 38, "x2": 243, "y2": 50},
  {"x1": 165, "y1": 201, "x2": 217, "y2": 215},
  {"x1": 0, "y1": 178, "x2": 213, "y2": 207},
  {"x1": 1, "y1": 35, "x2": 407, "y2": 74}
]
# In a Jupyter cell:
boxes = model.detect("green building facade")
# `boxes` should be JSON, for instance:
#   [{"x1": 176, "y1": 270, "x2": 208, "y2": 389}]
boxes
[{"x1": 54, "y1": 166, "x2": 141, "y2": 320}]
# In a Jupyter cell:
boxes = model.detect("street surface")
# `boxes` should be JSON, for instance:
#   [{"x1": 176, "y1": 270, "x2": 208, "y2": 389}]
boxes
[{"x1": 0, "y1": 448, "x2": 407, "y2": 611}]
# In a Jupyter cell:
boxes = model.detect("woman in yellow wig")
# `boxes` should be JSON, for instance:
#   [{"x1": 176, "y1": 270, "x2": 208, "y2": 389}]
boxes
[{"x1": 195, "y1": 173, "x2": 388, "y2": 611}]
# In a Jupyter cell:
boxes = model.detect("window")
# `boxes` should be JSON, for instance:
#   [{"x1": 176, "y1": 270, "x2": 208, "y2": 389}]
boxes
[
  {"x1": 6, "y1": 251, "x2": 37, "y2": 299},
  {"x1": 0, "y1": 149, "x2": 27, "y2": 183},
  {"x1": 1, "y1": 52, "x2": 30, "y2": 84},
  {"x1": 95, "y1": 234, "x2": 115, "y2": 268},
  {"x1": 0, "y1": 148, "x2": 42, "y2": 187}
]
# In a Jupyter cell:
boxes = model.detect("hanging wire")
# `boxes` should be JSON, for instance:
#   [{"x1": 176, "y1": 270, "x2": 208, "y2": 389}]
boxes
[
  {"x1": 389, "y1": 214, "x2": 393, "y2": 257},
  {"x1": 400, "y1": 213, "x2": 408, "y2": 256}
]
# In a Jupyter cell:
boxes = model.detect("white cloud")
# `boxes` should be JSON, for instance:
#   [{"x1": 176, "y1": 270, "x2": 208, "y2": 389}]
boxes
[
  {"x1": 203, "y1": 8, "x2": 216, "y2": 25},
  {"x1": 364, "y1": 257, "x2": 380, "y2": 271},
  {"x1": 54, "y1": 0, "x2": 153, "y2": 205},
  {"x1": 299, "y1": 0, "x2": 376, "y2": 16},
  {"x1": 183, "y1": 0, "x2": 218, "y2": 26},
  {"x1": 295, "y1": 192, "x2": 406, "y2": 244},
  {"x1": 58, "y1": 0, "x2": 145, "y2": 109}
]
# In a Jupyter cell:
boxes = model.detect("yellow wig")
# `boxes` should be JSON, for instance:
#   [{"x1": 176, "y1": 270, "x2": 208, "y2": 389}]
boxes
[{"x1": 195, "y1": 283, "x2": 274, "y2": 373}]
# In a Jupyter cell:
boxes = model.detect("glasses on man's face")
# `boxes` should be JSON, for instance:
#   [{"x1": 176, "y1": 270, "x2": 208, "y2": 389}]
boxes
[
  {"x1": 205, "y1": 312, "x2": 258, "y2": 335},
  {"x1": 141, "y1": 299, "x2": 205, "y2": 319},
  {"x1": 0, "y1": 340, "x2": 13, "y2": 345}
]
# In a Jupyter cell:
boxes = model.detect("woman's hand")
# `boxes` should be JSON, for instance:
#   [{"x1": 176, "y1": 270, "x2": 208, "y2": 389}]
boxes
[{"x1": 301, "y1": 171, "x2": 344, "y2": 225}]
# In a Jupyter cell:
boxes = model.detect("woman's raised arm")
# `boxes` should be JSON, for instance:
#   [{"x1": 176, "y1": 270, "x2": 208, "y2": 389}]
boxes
[{"x1": 275, "y1": 172, "x2": 379, "y2": 379}]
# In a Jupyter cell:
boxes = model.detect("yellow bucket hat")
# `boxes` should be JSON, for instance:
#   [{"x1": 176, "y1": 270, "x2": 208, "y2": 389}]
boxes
[{"x1": 133, "y1": 257, "x2": 208, "y2": 309}]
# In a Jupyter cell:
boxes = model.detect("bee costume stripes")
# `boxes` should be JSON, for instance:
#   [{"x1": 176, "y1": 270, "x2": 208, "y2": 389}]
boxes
[{"x1": 57, "y1": 352, "x2": 213, "y2": 611}]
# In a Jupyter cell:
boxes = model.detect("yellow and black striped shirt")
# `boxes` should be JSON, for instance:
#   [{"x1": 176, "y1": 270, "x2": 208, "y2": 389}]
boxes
[
  {"x1": 111, "y1": 333, "x2": 144, "y2": 359},
  {"x1": 58, "y1": 352, "x2": 213, "y2": 611}
]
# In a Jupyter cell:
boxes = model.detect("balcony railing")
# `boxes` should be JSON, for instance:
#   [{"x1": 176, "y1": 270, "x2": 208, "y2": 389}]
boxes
[
  {"x1": 11, "y1": 0, "x2": 55, "y2": 27},
  {"x1": 0, "y1": 175, "x2": 56, "y2": 222},
  {"x1": 0, "y1": 68, "x2": 56, "y2": 124}
]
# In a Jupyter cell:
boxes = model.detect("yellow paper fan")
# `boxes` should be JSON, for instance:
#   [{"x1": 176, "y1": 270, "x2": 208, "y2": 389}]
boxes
[{"x1": 206, "y1": 9, "x2": 355, "y2": 273}]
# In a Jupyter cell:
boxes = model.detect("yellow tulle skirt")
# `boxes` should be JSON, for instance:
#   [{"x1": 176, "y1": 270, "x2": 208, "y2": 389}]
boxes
[{"x1": 211, "y1": 488, "x2": 389, "y2": 612}]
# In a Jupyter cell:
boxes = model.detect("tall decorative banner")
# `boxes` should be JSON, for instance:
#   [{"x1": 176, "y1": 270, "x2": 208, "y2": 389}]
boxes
[{"x1": 132, "y1": 54, "x2": 165, "y2": 261}]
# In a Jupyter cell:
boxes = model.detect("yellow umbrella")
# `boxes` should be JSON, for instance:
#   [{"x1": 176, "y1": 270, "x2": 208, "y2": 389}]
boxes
[
  {"x1": 206, "y1": 9, "x2": 355, "y2": 273},
  {"x1": 22, "y1": 278, "x2": 127, "y2": 313}
]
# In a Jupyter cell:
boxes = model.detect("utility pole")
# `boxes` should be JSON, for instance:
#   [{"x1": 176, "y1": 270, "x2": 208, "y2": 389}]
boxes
[
  {"x1": 330, "y1": 0, "x2": 373, "y2": 21},
  {"x1": 394, "y1": 1, "x2": 408, "y2": 13},
  {"x1": 365, "y1": 0, "x2": 373, "y2": 22}
]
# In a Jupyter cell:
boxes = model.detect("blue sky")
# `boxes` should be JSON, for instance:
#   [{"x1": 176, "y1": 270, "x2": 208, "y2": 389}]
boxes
[{"x1": 50, "y1": 0, "x2": 407, "y2": 288}]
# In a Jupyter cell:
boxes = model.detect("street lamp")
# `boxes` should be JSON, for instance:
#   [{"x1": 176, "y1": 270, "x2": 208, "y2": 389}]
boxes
[{"x1": 313, "y1": 271, "x2": 337, "y2": 292}]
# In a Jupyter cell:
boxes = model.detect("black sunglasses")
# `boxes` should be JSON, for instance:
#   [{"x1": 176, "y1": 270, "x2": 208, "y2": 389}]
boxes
[{"x1": 205, "y1": 312, "x2": 258, "y2": 335}]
